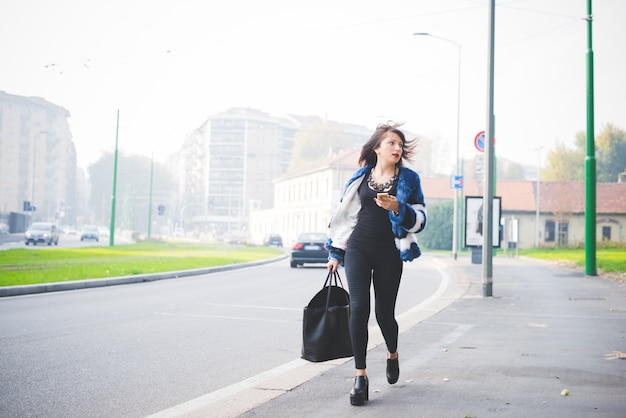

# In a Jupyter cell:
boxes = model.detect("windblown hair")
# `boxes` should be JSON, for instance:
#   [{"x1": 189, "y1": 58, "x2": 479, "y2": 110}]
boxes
[{"x1": 358, "y1": 122, "x2": 417, "y2": 167}]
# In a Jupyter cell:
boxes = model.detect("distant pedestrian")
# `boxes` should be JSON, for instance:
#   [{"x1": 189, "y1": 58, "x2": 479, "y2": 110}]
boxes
[
  {"x1": 326, "y1": 122, "x2": 427, "y2": 406},
  {"x1": 476, "y1": 203, "x2": 483, "y2": 235}
]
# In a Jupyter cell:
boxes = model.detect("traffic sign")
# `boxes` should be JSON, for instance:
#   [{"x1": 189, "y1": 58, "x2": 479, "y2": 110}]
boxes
[
  {"x1": 450, "y1": 175, "x2": 464, "y2": 189},
  {"x1": 475, "y1": 154, "x2": 484, "y2": 175},
  {"x1": 474, "y1": 131, "x2": 495, "y2": 152},
  {"x1": 474, "y1": 131, "x2": 485, "y2": 152}
]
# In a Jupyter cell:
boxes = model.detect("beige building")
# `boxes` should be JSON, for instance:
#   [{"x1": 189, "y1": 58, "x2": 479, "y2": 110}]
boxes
[
  {"x1": 0, "y1": 91, "x2": 78, "y2": 231},
  {"x1": 251, "y1": 149, "x2": 360, "y2": 245},
  {"x1": 421, "y1": 177, "x2": 626, "y2": 248},
  {"x1": 249, "y1": 146, "x2": 432, "y2": 246}
]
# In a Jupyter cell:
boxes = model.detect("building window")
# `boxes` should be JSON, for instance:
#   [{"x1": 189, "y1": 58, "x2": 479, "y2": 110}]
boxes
[
  {"x1": 602, "y1": 226, "x2": 611, "y2": 241},
  {"x1": 545, "y1": 220, "x2": 555, "y2": 242},
  {"x1": 558, "y1": 222, "x2": 568, "y2": 246}
]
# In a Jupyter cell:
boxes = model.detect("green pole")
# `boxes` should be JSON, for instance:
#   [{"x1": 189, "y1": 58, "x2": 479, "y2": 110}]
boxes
[
  {"x1": 109, "y1": 110, "x2": 120, "y2": 247},
  {"x1": 585, "y1": 0, "x2": 597, "y2": 275},
  {"x1": 147, "y1": 154, "x2": 154, "y2": 239}
]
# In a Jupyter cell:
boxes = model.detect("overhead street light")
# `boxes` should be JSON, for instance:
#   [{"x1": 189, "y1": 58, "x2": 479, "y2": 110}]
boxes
[
  {"x1": 534, "y1": 146, "x2": 543, "y2": 248},
  {"x1": 413, "y1": 32, "x2": 462, "y2": 260},
  {"x1": 31, "y1": 131, "x2": 48, "y2": 221}
]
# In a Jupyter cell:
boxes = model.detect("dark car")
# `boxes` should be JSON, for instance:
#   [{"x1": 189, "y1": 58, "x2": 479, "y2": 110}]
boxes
[
  {"x1": 25, "y1": 222, "x2": 59, "y2": 246},
  {"x1": 265, "y1": 233, "x2": 283, "y2": 247},
  {"x1": 290, "y1": 232, "x2": 329, "y2": 268},
  {"x1": 80, "y1": 225, "x2": 99, "y2": 242}
]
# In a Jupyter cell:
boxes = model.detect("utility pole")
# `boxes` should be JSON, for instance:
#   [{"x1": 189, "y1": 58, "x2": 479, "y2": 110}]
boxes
[
  {"x1": 148, "y1": 153, "x2": 154, "y2": 239},
  {"x1": 482, "y1": 0, "x2": 496, "y2": 297},
  {"x1": 585, "y1": 0, "x2": 597, "y2": 275},
  {"x1": 109, "y1": 110, "x2": 120, "y2": 246}
]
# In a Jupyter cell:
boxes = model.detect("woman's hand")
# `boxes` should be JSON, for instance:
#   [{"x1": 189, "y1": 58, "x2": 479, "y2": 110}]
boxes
[
  {"x1": 327, "y1": 258, "x2": 340, "y2": 272},
  {"x1": 374, "y1": 194, "x2": 400, "y2": 213}
]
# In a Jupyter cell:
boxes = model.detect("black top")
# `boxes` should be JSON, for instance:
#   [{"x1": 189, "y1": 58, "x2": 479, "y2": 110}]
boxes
[{"x1": 348, "y1": 175, "x2": 398, "y2": 252}]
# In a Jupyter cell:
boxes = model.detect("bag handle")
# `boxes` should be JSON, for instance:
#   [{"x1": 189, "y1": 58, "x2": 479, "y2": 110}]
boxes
[
  {"x1": 323, "y1": 270, "x2": 345, "y2": 309},
  {"x1": 323, "y1": 269, "x2": 344, "y2": 289}
]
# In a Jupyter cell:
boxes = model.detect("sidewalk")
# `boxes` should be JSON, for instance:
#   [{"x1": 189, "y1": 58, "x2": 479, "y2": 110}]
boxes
[{"x1": 229, "y1": 254, "x2": 626, "y2": 417}]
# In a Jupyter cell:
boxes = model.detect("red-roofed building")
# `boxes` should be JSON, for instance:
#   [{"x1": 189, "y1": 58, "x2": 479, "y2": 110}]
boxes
[
  {"x1": 422, "y1": 177, "x2": 626, "y2": 248},
  {"x1": 249, "y1": 148, "x2": 626, "y2": 248}
]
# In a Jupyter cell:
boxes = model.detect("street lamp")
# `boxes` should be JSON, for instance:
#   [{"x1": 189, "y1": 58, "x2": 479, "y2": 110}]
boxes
[
  {"x1": 534, "y1": 146, "x2": 543, "y2": 247},
  {"x1": 414, "y1": 32, "x2": 462, "y2": 260},
  {"x1": 31, "y1": 131, "x2": 48, "y2": 220}
]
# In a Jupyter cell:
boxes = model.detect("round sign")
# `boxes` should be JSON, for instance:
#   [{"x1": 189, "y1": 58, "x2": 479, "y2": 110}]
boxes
[{"x1": 474, "y1": 131, "x2": 495, "y2": 152}]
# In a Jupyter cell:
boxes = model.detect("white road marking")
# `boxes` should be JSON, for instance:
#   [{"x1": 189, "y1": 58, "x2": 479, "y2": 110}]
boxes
[{"x1": 147, "y1": 256, "x2": 458, "y2": 418}]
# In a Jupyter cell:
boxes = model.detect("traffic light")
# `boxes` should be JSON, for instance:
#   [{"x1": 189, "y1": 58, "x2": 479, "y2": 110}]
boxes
[{"x1": 158, "y1": 205, "x2": 165, "y2": 216}]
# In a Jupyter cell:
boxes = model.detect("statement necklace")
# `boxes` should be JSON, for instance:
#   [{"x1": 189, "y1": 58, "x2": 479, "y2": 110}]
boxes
[{"x1": 367, "y1": 170, "x2": 397, "y2": 192}]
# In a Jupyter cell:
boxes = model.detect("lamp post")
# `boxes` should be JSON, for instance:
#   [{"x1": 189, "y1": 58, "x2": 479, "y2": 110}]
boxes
[
  {"x1": 109, "y1": 110, "x2": 120, "y2": 247},
  {"x1": 534, "y1": 146, "x2": 543, "y2": 247},
  {"x1": 31, "y1": 131, "x2": 48, "y2": 221},
  {"x1": 414, "y1": 32, "x2": 462, "y2": 260}
]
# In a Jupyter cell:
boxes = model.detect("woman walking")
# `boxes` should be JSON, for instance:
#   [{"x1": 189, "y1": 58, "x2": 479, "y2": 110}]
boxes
[{"x1": 326, "y1": 122, "x2": 427, "y2": 406}]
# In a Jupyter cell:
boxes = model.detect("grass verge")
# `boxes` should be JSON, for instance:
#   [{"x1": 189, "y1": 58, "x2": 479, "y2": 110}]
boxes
[
  {"x1": 0, "y1": 242, "x2": 284, "y2": 287},
  {"x1": 428, "y1": 246, "x2": 626, "y2": 279},
  {"x1": 517, "y1": 247, "x2": 626, "y2": 277}
]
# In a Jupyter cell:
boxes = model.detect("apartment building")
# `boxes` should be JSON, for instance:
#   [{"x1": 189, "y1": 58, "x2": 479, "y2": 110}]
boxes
[
  {"x1": 0, "y1": 91, "x2": 78, "y2": 231},
  {"x1": 173, "y1": 108, "x2": 298, "y2": 239}
]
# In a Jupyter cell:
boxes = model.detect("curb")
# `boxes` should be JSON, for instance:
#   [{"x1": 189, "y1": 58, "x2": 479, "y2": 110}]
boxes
[{"x1": 146, "y1": 254, "x2": 470, "y2": 418}]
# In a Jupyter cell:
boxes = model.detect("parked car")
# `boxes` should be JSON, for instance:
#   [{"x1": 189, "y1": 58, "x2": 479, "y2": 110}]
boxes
[
  {"x1": 80, "y1": 225, "x2": 99, "y2": 242},
  {"x1": 59, "y1": 225, "x2": 78, "y2": 235},
  {"x1": 25, "y1": 222, "x2": 59, "y2": 246},
  {"x1": 98, "y1": 226, "x2": 109, "y2": 238},
  {"x1": 265, "y1": 233, "x2": 283, "y2": 247},
  {"x1": 290, "y1": 232, "x2": 329, "y2": 268}
]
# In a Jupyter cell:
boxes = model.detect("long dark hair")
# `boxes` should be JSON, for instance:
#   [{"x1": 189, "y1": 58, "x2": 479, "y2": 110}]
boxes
[{"x1": 358, "y1": 122, "x2": 416, "y2": 167}]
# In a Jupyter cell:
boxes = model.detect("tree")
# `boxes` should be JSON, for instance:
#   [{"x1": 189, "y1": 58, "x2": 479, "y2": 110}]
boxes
[
  {"x1": 596, "y1": 123, "x2": 626, "y2": 182},
  {"x1": 87, "y1": 153, "x2": 175, "y2": 231},
  {"x1": 542, "y1": 124, "x2": 626, "y2": 182},
  {"x1": 497, "y1": 159, "x2": 526, "y2": 180},
  {"x1": 419, "y1": 200, "x2": 453, "y2": 251},
  {"x1": 542, "y1": 139, "x2": 585, "y2": 181},
  {"x1": 289, "y1": 122, "x2": 354, "y2": 169}
]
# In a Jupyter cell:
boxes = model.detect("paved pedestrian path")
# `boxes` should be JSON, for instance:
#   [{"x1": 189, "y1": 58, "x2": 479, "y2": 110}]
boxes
[{"x1": 234, "y1": 254, "x2": 626, "y2": 417}]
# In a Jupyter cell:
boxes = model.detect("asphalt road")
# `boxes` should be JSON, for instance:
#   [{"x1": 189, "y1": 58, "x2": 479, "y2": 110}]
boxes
[
  {"x1": 0, "y1": 255, "x2": 448, "y2": 417},
  {"x1": 0, "y1": 232, "x2": 131, "y2": 250}
]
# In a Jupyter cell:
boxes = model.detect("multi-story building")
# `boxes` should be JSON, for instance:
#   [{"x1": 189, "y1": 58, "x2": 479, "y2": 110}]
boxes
[
  {"x1": 173, "y1": 108, "x2": 417, "y2": 242},
  {"x1": 0, "y1": 91, "x2": 78, "y2": 231},
  {"x1": 174, "y1": 108, "x2": 299, "y2": 239}
]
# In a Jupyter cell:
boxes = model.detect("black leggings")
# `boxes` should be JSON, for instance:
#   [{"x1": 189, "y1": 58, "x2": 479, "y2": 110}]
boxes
[{"x1": 344, "y1": 245, "x2": 403, "y2": 370}]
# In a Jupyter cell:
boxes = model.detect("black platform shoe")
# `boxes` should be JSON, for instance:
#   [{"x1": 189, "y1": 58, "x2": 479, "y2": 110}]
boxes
[
  {"x1": 387, "y1": 358, "x2": 399, "y2": 384},
  {"x1": 350, "y1": 375, "x2": 369, "y2": 406}
]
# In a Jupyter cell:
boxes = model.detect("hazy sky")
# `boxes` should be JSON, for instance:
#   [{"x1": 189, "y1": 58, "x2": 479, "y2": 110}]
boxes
[{"x1": 2, "y1": 0, "x2": 624, "y2": 174}]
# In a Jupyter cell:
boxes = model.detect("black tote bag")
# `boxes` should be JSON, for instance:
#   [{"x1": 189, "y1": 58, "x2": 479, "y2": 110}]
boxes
[{"x1": 301, "y1": 270, "x2": 353, "y2": 362}]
